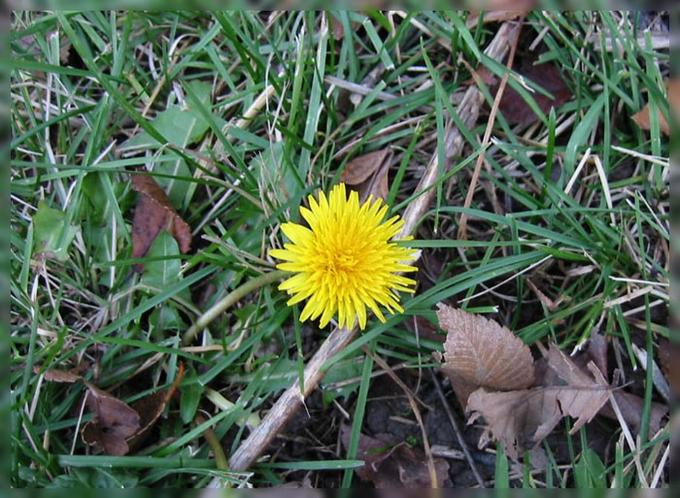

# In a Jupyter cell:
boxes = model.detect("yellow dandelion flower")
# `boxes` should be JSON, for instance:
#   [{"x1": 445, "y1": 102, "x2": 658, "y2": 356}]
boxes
[{"x1": 270, "y1": 183, "x2": 417, "y2": 330}]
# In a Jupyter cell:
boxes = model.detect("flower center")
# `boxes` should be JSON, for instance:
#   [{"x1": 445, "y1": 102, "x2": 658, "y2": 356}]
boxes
[{"x1": 324, "y1": 249, "x2": 358, "y2": 276}]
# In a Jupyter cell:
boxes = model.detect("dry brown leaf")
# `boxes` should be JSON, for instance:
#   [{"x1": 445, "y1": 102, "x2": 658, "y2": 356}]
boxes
[
  {"x1": 599, "y1": 391, "x2": 667, "y2": 438},
  {"x1": 467, "y1": 344, "x2": 610, "y2": 460},
  {"x1": 340, "y1": 425, "x2": 449, "y2": 488},
  {"x1": 657, "y1": 338, "x2": 679, "y2": 397},
  {"x1": 472, "y1": 58, "x2": 571, "y2": 126},
  {"x1": 341, "y1": 149, "x2": 391, "y2": 185},
  {"x1": 40, "y1": 368, "x2": 82, "y2": 384},
  {"x1": 438, "y1": 304, "x2": 535, "y2": 406},
  {"x1": 81, "y1": 381, "x2": 141, "y2": 456},
  {"x1": 42, "y1": 364, "x2": 184, "y2": 455},
  {"x1": 131, "y1": 174, "x2": 192, "y2": 271},
  {"x1": 537, "y1": 346, "x2": 610, "y2": 437},
  {"x1": 586, "y1": 329, "x2": 608, "y2": 378},
  {"x1": 126, "y1": 363, "x2": 185, "y2": 450},
  {"x1": 632, "y1": 78, "x2": 680, "y2": 136},
  {"x1": 585, "y1": 334, "x2": 668, "y2": 436}
]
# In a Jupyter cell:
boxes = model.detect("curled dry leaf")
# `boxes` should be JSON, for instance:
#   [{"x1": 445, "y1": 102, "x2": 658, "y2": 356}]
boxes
[
  {"x1": 81, "y1": 381, "x2": 141, "y2": 456},
  {"x1": 474, "y1": 57, "x2": 571, "y2": 126},
  {"x1": 340, "y1": 148, "x2": 392, "y2": 202},
  {"x1": 131, "y1": 174, "x2": 192, "y2": 271},
  {"x1": 340, "y1": 425, "x2": 449, "y2": 488},
  {"x1": 41, "y1": 368, "x2": 83, "y2": 384},
  {"x1": 632, "y1": 78, "x2": 680, "y2": 136},
  {"x1": 126, "y1": 363, "x2": 185, "y2": 450},
  {"x1": 600, "y1": 391, "x2": 667, "y2": 438},
  {"x1": 437, "y1": 304, "x2": 535, "y2": 406},
  {"x1": 41, "y1": 364, "x2": 185, "y2": 455},
  {"x1": 466, "y1": 344, "x2": 610, "y2": 460},
  {"x1": 585, "y1": 333, "x2": 667, "y2": 436}
]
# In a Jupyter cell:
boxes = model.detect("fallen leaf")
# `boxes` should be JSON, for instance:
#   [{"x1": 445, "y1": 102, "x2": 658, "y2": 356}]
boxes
[
  {"x1": 577, "y1": 333, "x2": 668, "y2": 437},
  {"x1": 438, "y1": 304, "x2": 535, "y2": 406},
  {"x1": 586, "y1": 329, "x2": 608, "y2": 378},
  {"x1": 40, "y1": 368, "x2": 83, "y2": 383},
  {"x1": 81, "y1": 381, "x2": 141, "y2": 456},
  {"x1": 131, "y1": 174, "x2": 192, "y2": 271},
  {"x1": 466, "y1": 345, "x2": 610, "y2": 460},
  {"x1": 341, "y1": 149, "x2": 390, "y2": 185},
  {"x1": 536, "y1": 346, "x2": 611, "y2": 439},
  {"x1": 599, "y1": 391, "x2": 667, "y2": 438},
  {"x1": 340, "y1": 149, "x2": 393, "y2": 202},
  {"x1": 340, "y1": 425, "x2": 449, "y2": 488},
  {"x1": 474, "y1": 57, "x2": 571, "y2": 126},
  {"x1": 41, "y1": 364, "x2": 185, "y2": 455},
  {"x1": 657, "y1": 338, "x2": 680, "y2": 397},
  {"x1": 126, "y1": 363, "x2": 185, "y2": 450},
  {"x1": 632, "y1": 78, "x2": 680, "y2": 135}
]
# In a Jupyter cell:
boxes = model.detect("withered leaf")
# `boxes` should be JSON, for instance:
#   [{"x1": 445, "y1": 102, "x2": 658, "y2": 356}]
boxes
[
  {"x1": 438, "y1": 304, "x2": 535, "y2": 406},
  {"x1": 40, "y1": 368, "x2": 82, "y2": 384},
  {"x1": 340, "y1": 425, "x2": 449, "y2": 488},
  {"x1": 475, "y1": 58, "x2": 571, "y2": 126},
  {"x1": 657, "y1": 338, "x2": 679, "y2": 397},
  {"x1": 126, "y1": 363, "x2": 185, "y2": 451},
  {"x1": 341, "y1": 149, "x2": 391, "y2": 185},
  {"x1": 467, "y1": 344, "x2": 610, "y2": 460},
  {"x1": 42, "y1": 364, "x2": 185, "y2": 455},
  {"x1": 535, "y1": 346, "x2": 610, "y2": 438},
  {"x1": 599, "y1": 391, "x2": 667, "y2": 438},
  {"x1": 341, "y1": 149, "x2": 392, "y2": 203},
  {"x1": 632, "y1": 78, "x2": 680, "y2": 136},
  {"x1": 81, "y1": 381, "x2": 141, "y2": 456},
  {"x1": 131, "y1": 174, "x2": 192, "y2": 271}
]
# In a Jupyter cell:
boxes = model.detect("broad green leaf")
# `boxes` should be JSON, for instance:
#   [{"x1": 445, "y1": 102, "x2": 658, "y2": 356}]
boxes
[
  {"x1": 148, "y1": 305, "x2": 185, "y2": 333},
  {"x1": 32, "y1": 201, "x2": 78, "y2": 261},
  {"x1": 121, "y1": 81, "x2": 213, "y2": 206},
  {"x1": 180, "y1": 367, "x2": 204, "y2": 424},
  {"x1": 122, "y1": 81, "x2": 212, "y2": 150},
  {"x1": 141, "y1": 231, "x2": 182, "y2": 289}
]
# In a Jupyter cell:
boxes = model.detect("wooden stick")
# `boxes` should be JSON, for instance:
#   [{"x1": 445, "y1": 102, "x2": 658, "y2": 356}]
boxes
[{"x1": 228, "y1": 21, "x2": 520, "y2": 472}]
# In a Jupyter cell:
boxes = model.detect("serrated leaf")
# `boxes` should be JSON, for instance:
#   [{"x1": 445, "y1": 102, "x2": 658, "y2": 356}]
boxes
[
  {"x1": 437, "y1": 304, "x2": 535, "y2": 406},
  {"x1": 466, "y1": 345, "x2": 610, "y2": 460}
]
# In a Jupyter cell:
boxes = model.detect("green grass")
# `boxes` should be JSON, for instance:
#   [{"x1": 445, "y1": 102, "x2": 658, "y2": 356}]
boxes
[{"x1": 9, "y1": 10, "x2": 670, "y2": 488}]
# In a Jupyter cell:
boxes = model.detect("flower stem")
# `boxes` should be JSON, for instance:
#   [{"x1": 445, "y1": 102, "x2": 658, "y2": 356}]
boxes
[{"x1": 182, "y1": 270, "x2": 286, "y2": 345}]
